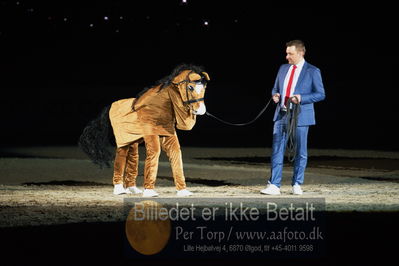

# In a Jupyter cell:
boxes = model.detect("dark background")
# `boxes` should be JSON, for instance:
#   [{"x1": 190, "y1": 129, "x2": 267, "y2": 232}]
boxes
[{"x1": 0, "y1": 1, "x2": 396, "y2": 150}]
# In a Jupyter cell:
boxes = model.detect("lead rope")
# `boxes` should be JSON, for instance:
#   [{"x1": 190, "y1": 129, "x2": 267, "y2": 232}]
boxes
[
  {"x1": 206, "y1": 96, "x2": 300, "y2": 162},
  {"x1": 285, "y1": 97, "x2": 301, "y2": 162},
  {"x1": 205, "y1": 97, "x2": 273, "y2": 126}
]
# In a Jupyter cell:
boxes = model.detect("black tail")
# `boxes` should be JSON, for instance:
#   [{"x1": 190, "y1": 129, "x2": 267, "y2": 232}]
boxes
[{"x1": 78, "y1": 105, "x2": 114, "y2": 168}]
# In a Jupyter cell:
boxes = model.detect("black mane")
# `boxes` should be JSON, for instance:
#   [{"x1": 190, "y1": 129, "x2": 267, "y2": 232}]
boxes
[{"x1": 135, "y1": 63, "x2": 206, "y2": 100}]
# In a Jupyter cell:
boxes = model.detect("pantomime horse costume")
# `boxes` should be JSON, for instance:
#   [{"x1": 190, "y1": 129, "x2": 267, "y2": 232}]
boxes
[{"x1": 79, "y1": 64, "x2": 210, "y2": 197}]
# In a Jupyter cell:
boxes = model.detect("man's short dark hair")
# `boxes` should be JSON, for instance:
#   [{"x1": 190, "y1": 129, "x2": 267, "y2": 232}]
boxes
[{"x1": 286, "y1": 40, "x2": 306, "y2": 54}]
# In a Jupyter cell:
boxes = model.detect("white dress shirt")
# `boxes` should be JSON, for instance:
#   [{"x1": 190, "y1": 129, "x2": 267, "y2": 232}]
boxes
[{"x1": 281, "y1": 59, "x2": 305, "y2": 109}]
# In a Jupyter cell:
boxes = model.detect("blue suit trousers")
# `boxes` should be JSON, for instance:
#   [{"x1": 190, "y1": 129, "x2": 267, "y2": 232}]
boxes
[{"x1": 269, "y1": 111, "x2": 309, "y2": 187}]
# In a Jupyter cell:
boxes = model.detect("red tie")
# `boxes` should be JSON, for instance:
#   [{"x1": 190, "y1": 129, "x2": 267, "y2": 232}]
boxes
[{"x1": 284, "y1": 65, "x2": 297, "y2": 107}]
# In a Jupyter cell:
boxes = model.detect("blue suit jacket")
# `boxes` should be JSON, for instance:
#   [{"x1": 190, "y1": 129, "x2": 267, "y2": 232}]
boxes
[{"x1": 272, "y1": 62, "x2": 326, "y2": 126}]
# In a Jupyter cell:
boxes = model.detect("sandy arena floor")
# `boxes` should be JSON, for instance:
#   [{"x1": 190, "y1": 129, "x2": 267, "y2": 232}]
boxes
[{"x1": 1, "y1": 146, "x2": 399, "y2": 227}]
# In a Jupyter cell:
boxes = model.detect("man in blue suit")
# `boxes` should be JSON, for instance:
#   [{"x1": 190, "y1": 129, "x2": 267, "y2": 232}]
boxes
[{"x1": 261, "y1": 40, "x2": 325, "y2": 195}]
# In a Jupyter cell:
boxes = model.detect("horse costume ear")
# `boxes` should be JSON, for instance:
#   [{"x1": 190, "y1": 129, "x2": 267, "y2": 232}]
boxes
[
  {"x1": 188, "y1": 73, "x2": 202, "y2": 82},
  {"x1": 202, "y1": 72, "x2": 210, "y2": 81},
  {"x1": 172, "y1": 70, "x2": 191, "y2": 84}
]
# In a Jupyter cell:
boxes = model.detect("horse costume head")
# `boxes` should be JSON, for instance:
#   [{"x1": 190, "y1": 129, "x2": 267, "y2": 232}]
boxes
[{"x1": 171, "y1": 69, "x2": 210, "y2": 115}]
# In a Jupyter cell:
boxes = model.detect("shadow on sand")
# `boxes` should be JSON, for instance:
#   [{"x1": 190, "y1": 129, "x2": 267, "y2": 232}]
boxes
[{"x1": 196, "y1": 156, "x2": 399, "y2": 171}]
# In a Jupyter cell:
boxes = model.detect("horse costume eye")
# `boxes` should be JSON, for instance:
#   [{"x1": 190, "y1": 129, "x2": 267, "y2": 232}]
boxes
[{"x1": 188, "y1": 85, "x2": 195, "y2": 91}]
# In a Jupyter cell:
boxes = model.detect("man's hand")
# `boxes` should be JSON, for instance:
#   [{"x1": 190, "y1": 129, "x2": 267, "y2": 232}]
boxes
[
  {"x1": 291, "y1": 94, "x2": 301, "y2": 104},
  {"x1": 272, "y1": 93, "x2": 280, "y2": 103}
]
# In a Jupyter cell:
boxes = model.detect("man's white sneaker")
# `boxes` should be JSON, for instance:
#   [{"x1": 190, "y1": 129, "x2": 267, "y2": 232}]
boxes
[
  {"x1": 292, "y1": 184, "x2": 303, "y2": 195},
  {"x1": 113, "y1": 184, "x2": 126, "y2": 195},
  {"x1": 126, "y1": 186, "x2": 143, "y2": 194},
  {"x1": 142, "y1": 189, "x2": 159, "y2": 197},
  {"x1": 176, "y1": 189, "x2": 193, "y2": 197},
  {"x1": 260, "y1": 184, "x2": 281, "y2": 195}
]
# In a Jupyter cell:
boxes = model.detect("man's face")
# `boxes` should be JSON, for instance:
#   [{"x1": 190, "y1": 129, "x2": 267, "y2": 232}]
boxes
[{"x1": 286, "y1": 46, "x2": 304, "y2": 65}]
